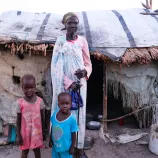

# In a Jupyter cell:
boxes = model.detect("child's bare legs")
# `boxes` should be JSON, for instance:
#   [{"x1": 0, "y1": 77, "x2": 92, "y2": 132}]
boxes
[
  {"x1": 21, "y1": 149, "x2": 29, "y2": 158},
  {"x1": 33, "y1": 148, "x2": 41, "y2": 158},
  {"x1": 21, "y1": 148, "x2": 41, "y2": 158},
  {"x1": 75, "y1": 149, "x2": 87, "y2": 158}
]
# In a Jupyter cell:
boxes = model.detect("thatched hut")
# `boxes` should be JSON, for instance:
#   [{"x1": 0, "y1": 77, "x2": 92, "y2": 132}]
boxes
[{"x1": 0, "y1": 8, "x2": 158, "y2": 135}]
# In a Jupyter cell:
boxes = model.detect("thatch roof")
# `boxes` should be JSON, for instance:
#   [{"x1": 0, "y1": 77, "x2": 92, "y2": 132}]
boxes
[
  {"x1": 92, "y1": 47, "x2": 158, "y2": 65},
  {"x1": 0, "y1": 9, "x2": 158, "y2": 63}
]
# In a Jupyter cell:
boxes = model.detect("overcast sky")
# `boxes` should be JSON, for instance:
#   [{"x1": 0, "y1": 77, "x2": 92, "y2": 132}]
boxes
[{"x1": 0, "y1": 0, "x2": 157, "y2": 14}]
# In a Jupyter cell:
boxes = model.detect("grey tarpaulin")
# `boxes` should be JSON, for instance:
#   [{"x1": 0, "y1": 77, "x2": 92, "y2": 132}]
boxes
[{"x1": 0, "y1": 8, "x2": 158, "y2": 60}]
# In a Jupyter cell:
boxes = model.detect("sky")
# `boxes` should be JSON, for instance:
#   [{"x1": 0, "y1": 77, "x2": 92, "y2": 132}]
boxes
[{"x1": 0, "y1": 0, "x2": 157, "y2": 15}]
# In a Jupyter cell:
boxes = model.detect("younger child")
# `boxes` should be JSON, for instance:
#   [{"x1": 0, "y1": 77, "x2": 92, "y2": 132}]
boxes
[
  {"x1": 16, "y1": 74, "x2": 45, "y2": 158},
  {"x1": 49, "y1": 92, "x2": 78, "y2": 158}
]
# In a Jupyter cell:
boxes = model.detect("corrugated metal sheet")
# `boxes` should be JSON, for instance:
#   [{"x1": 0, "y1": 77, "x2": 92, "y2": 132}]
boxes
[{"x1": 0, "y1": 9, "x2": 158, "y2": 60}]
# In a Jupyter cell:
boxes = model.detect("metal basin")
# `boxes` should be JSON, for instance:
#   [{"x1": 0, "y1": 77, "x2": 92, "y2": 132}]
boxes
[
  {"x1": 84, "y1": 136, "x2": 94, "y2": 150},
  {"x1": 86, "y1": 121, "x2": 101, "y2": 130}
]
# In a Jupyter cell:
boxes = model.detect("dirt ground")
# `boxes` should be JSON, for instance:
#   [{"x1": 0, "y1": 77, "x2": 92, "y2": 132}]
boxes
[
  {"x1": 0, "y1": 133, "x2": 157, "y2": 158},
  {"x1": 0, "y1": 122, "x2": 157, "y2": 158}
]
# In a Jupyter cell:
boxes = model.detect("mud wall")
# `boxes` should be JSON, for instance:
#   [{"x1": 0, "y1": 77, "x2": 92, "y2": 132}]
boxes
[{"x1": 0, "y1": 51, "x2": 52, "y2": 124}]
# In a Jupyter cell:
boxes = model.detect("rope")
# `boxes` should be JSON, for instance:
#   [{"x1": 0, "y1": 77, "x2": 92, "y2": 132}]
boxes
[
  {"x1": 101, "y1": 105, "x2": 154, "y2": 122},
  {"x1": 102, "y1": 64, "x2": 152, "y2": 123}
]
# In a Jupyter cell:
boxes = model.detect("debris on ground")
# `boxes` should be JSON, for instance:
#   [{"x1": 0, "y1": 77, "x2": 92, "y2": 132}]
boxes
[{"x1": 105, "y1": 129, "x2": 148, "y2": 144}]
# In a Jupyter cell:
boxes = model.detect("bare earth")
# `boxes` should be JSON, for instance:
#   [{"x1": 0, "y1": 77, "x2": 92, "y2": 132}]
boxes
[{"x1": 0, "y1": 123, "x2": 157, "y2": 158}]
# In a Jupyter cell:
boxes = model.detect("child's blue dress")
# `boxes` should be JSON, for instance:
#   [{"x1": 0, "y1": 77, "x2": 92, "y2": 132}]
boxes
[{"x1": 51, "y1": 111, "x2": 78, "y2": 158}]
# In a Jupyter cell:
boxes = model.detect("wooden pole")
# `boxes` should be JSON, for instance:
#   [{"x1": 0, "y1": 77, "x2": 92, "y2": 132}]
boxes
[
  {"x1": 150, "y1": 0, "x2": 152, "y2": 9},
  {"x1": 146, "y1": 0, "x2": 149, "y2": 8},
  {"x1": 103, "y1": 63, "x2": 107, "y2": 132},
  {"x1": 140, "y1": 12, "x2": 158, "y2": 15}
]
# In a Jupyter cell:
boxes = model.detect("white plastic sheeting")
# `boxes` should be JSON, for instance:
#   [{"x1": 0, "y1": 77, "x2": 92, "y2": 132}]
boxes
[
  {"x1": 105, "y1": 132, "x2": 148, "y2": 144},
  {"x1": 107, "y1": 62, "x2": 158, "y2": 127},
  {"x1": 0, "y1": 9, "x2": 158, "y2": 60},
  {"x1": 149, "y1": 124, "x2": 158, "y2": 155}
]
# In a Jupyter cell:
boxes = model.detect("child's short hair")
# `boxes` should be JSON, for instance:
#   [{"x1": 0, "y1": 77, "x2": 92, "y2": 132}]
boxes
[
  {"x1": 58, "y1": 92, "x2": 71, "y2": 101},
  {"x1": 21, "y1": 74, "x2": 36, "y2": 84}
]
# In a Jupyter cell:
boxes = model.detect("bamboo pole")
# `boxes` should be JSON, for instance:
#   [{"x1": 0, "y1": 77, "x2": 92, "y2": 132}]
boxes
[
  {"x1": 103, "y1": 63, "x2": 107, "y2": 132},
  {"x1": 141, "y1": 0, "x2": 153, "y2": 9},
  {"x1": 140, "y1": 12, "x2": 158, "y2": 15},
  {"x1": 146, "y1": 0, "x2": 149, "y2": 8},
  {"x1": 150, "y1": 0, "x2": 152, "y2": 9}
]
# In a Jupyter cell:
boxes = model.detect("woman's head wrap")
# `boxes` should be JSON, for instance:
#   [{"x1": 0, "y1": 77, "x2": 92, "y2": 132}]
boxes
[{"x1": 62, "y1": 12, "x2": 79, "y2": 25}]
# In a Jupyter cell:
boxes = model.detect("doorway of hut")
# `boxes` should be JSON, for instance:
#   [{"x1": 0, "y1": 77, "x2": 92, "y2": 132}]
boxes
[
  {"x1": 87, "y1": 56, "x2": 103, "y2": 122},
  {"x1": 87, "y1": 56, "x2": 138, "y2": 129},
  {"x1": 107, "y1": 94, "x2": 139, "y2": 129}
]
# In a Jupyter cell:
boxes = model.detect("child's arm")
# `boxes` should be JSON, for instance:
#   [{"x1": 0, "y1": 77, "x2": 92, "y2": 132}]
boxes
[
  {"x1": 49, "y1": 127, "x2": 53, "y2": 148},
  {"x1": 40, "y1": 100, "x2": 46, "y2": 141},
  {"x1": 69, "y1": 116, "x2": 78, "y2": 155},
  {"x1": 40, "y1": 109, "x2": 45, "y2": 141},
  {"x1": 16, "y1": 113, "x2": 23, "y2": 145},
  {"x1": 72, "y1": 132, "x2": 77, "y2": 147},
  {"x1": 69, "y1": 132, "x2": 77, "y2": 154}
]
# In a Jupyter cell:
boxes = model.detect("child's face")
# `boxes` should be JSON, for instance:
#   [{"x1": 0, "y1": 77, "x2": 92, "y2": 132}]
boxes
[
  {"x1": 22, "y1": 79, "x2": 36, "y2": 98},
  {"x1": 58, "y1": 95, "x2": 71, "y2": 114}
]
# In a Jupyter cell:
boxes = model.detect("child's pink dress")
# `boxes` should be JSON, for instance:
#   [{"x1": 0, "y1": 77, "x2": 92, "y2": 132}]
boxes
[{"x1": 16, "y1": 97, "x2": 45, "y2": 150}]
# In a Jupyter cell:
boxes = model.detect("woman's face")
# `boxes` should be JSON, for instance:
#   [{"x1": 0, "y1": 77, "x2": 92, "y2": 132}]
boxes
[{"x1": 65, "y1": 16, "x2": 79, "y2": 34}]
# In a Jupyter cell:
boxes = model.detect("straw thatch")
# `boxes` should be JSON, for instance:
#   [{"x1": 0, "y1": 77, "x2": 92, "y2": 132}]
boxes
[
  {"x1": 1, "y1": 42, "x2": 158, "y2": 66},
  {"x1": 0, "y1": 43, "x2": 54, "y2": 57},
  {"x1": 91, "y1": 47, "x2": 158, "y2": 65}
]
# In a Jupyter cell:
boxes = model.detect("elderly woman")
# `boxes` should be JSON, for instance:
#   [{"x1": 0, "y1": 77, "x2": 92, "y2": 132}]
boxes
[{"x1": 51, "y1": 12, "x2": 92, "y2": 156}]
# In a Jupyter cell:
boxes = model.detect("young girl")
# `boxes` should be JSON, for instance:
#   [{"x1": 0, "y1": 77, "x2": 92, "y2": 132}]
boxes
[
  {"x1": 16, "y1": 74, "x2": 45, "y2": 158},
  {"x1": 49, "y1": 92, "x2": 78, "y2": 158}
]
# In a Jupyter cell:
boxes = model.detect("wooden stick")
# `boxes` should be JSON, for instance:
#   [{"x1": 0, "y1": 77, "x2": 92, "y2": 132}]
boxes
[
  {"x1": 103, "y1": 63, "x2": 107, "y2": 132},
  {"x1": 101, "y1": 106, "x2": 151, "y2": 122},
  {"x1": 150, "y1": 0, "x2": 152, "y2": 9},
  {"x1": 142, "y1": 0, "x2": 151, "y2": 9},
  {"x1": 142, "y1": 3, "x2": 147, "y2": 9},
  {"x1": 140, "y1": 12, "x2": 158, "y2": 15},
  {"x1": 146, "y1": 0, "x2": 149, "y2": 8}
]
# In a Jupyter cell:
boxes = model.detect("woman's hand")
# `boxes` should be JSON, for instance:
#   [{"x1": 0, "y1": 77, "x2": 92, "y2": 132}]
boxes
[
  {"x1": 69, "y1": 82, "x2": 81, "y2": 91},
  {"x1": 75, "y1": 69, "x2": 87, "y2": 79},
  {"x1": 49, "y1": 139, "x2": 53, "y2": 148},
  {"x1": 69, "y1": 146, "x2": 75, "y2": 155},
  {"x1": 43, "y1": 133, "x2": 46, "y2": 141},
  {"x1": 16, "y1": 135, "x2": 23, "y2": 145}
]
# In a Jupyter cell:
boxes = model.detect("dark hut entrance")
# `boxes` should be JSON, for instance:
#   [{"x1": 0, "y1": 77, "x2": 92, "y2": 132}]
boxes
[
  {"x1": 108, "y1": 95, "x2": 124, "y2": 123},
  {"x1": 107, "y1": 93, "x2": 138, "y2": 129},
  {"x1": 87, "y1": 56, "x2": 138, "y2": 130},
  {"x1": 87, "y1": 56, "x2": 103, "y2": 118}
]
